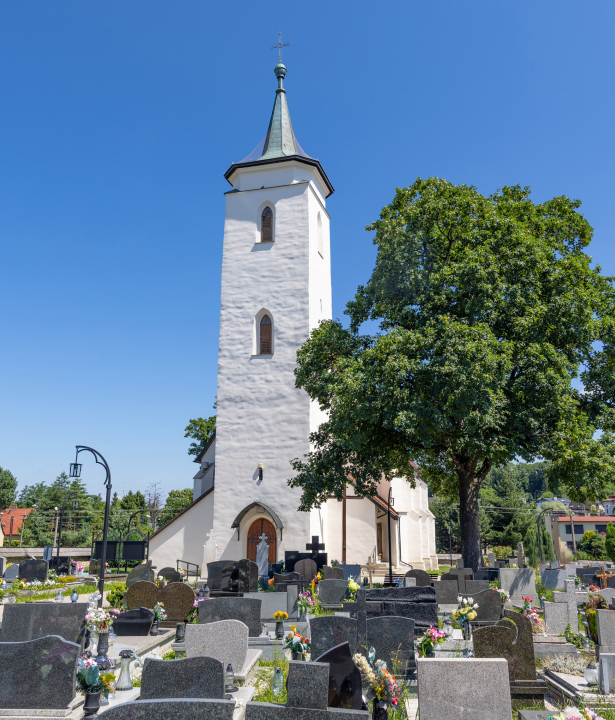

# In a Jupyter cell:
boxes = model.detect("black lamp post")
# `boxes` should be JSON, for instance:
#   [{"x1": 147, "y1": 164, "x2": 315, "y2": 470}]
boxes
[
  {"x1": 56, "y1": 492, "x2": 78, "y2": 561},
  {"x1": 69, "y1": 446, "x2": 112, "y2": 606},
  {"x1": 387, "y1": 487, "x2": 394, "y2": 586}
]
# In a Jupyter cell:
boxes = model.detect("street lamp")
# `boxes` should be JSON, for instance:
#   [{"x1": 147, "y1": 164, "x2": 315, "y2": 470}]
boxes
[
  {"x1": 69, "y1": 446, "x2": 112, "y2": 606},
  {"x1": 387, "y1": 487, "x2": 394, "y2": 586},
  {"x1": 57, "y1": 492, "x2": 79, "y2": 561}
]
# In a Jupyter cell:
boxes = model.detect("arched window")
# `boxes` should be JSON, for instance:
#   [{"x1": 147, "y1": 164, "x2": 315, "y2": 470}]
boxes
[
  {"x1": 261, "y1": 207, "x2": 273, "y2": 243},
  {"x1": 317, "y1": 213, "x2": 324, "y2": 257},
  {"x1": 260, "y1": 315, "x2": 272, "y2": 354}
]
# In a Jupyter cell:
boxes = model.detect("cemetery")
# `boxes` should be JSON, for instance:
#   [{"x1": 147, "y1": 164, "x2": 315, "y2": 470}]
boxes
[{"x1": 4, "y1": 540, "x2": 615, "y2": 718}]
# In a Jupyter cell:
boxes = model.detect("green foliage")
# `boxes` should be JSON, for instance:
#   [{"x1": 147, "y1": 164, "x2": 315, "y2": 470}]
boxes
[
  {"x1": 289, "y1": 178, "x2": 615, "y2": 569},
  {"x1": 162, "y1": 650, "x2": 175, "y2": 660},
  {"x1": 184, "y1": 402, "x2": 216, "y2": 457},
  {"x1": 535, "y1": 583, "x2": 554, "y2": 603},
  {"x1": 564, "y1": 622, "x2": 593, "y2": 650},
  {"x1": 540, "y1": 523, "x2": 556, "y2": 562},
  {"x1": 525, "y1": 526, "x2": 539, "y2": 567},
  {"x1": 107, "y1": 583, "x2": 126, "y2": 609},
  {"x1": 481, "y1": 465, "x2": 533, "y2": 548},
  {"x1": 605, "y1": 524, "x2": 615, "y2": 563},
  {"x1": 158, "y1": 489, "x2": 194, "y2": 529},
  {"x1": 577, "y1": 530, "x2": 607, "y2": 560},
  {"x1": 0, "y1": 467, "x2": 18, "y2": 509}
]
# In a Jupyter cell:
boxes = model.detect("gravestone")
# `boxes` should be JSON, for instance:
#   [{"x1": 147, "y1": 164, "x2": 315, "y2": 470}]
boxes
[
  {"x1": 487, "y1": 552, "x2": 496, "y2": 566},
  {"x1": 256, "y1": 534, "x2": 270, "y2": 579},
  {"x1": 517, "y1": 542, "x2": 526, "y2": 569},
  {"x1": 598, "y1": 588, "x2": 615, "y2": 606},
  {"x1": 338, "y1": 564, "x2": 361, "y2": 582},
  {"x1": 416, "y1": 658, "x2": 512, "y2": 720},
  {"x1": 141, "y1": 656, "x2": 224, "y2": 699},
  {"x1": 18, "y1": 558, "x2": 48, "y2": 582},
  {"x1": 455, "y1": 559, "x2": 465, "y2": 569},
  {"x1": 207, "y1": 559, "x2": 259, "y2": 593},
  {"x1": 198, "y1": 596, "x2": 262, "y2": 637},
  {"x1": 273, "y1": 572, "x2": 301, "y2": 588},
  {"x1": 366, "y1": 616, "x2": 415, "y2": 678},
  {"x1": 434, "y1": 579, "x2": 460, "y2": 606},
  {"x1": 294, "y1": 558, "x2": 318, "y2": 582},
  {"x1": 499, "y1": 568, "x2": 536, "y2": 606},
  {"x1": 363, "y1": 586, "x2": 438, "y2": 632},
  {"x1": 310, "y1": 616, "x2": 358, "y2": 660},
  {"x1": 404, "y1": 577, "x2": 417, "y2": 588},
  {"x1": 596, "y1": 609, "x2": 615, "y2": 655},
  {"x1": 49, "y1": 555, "x2": 72, "y2": 575},
  {"x1": 313, "y1": 641, "x2": 363, "y2": 710},
  {"x1": 404, "y1": 569, "x2": 431, "y2": 587},
  {"x1": 468, "y1": 589, "x2": 504, "y2": 624},
  {"x1": 245, "y1": 660, "x2": 368, "y2": 720},
  {"x1": 185, "y1": 619, "x2": 249, "y2": 679},
  {"x1": 473, "y1": 610, "x2": 536, "y2": 682},
  {"x1": 89, "y1": 558, "x2": 102, "y2": 575},
  {"x1": 474, "y1": 568, "x2": 499, "y2": 582},
  {"x1": 125, "y1": 581, "x2": 195, "y2": 623},
  {"x1": 126, "y1": 561, "x2": 156, "y2": 588},
  {"x1": 544, "y1": 601, "x2": 569, "y2": 636},
  {"x1": 98, "y1": 699, "x2": 235, "y2": 719},
  {"x1": 0, "y1": 635, "x2": 80, "y2": 709},
  {"x1": 598, "y1": 652, "x2": 615, "y2": 695},
  {"x1": 460, "y1": 579, "x2": 489, "y2": 596},
  {"x1": 541, "y1": 568, "x2": 568, "y2": 591},
  {"x1": 113, "y1": 607, "x2": 155, "y2": 636},
  {"x1": 318, "y1": 579, "x2": 348, "y2": 607},
  {"x1": 0, "y1": 602, "x2": 87, "y2": 645},
  {"x1": 447, "y1": 568, "x2": 473, "y2": 581},
  {"x1": 158, "y1": 566, "x2": 182, "y2": 583},
  {"x1": 322, "y1": 566, "x2": 344, "y2": 580},
  {"x1": 553, "y1": 577, "x2": 588, "y2": 632},
  {"x1": 0, "y1": 556, "x2": 5, "y2": 576}
]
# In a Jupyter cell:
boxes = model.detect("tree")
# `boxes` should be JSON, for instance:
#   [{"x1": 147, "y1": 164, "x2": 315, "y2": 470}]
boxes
[
  {"x1": 289, "y1": 179, "x2": 615, "y2": 570},
  {"x1": 0, "y1": 467, "x2": 18, "y2": 509},
  {"x1": 525, "y1": 525, "x2": 539, "y2": 567},
  {"x1": 480, "y1": 465, "x2": 533, "y2": 548},
  {"x1": 158, "y1": 488, "x2": 194, "y2": 529},
  {"x1": 184, "y1": 402, "x2": 217, "y2": 457},
  {"x1": 605, "y1": 524, "x2": 615, "y2": 563}
]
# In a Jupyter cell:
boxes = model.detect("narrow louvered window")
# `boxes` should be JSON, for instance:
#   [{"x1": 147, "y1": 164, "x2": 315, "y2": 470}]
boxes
[
  {"x1": 260, "y1": 315, "x2": 272, "y2": 354},
  {"x1": 261, "y1": 207, "x2": 273, "y2": 242}
]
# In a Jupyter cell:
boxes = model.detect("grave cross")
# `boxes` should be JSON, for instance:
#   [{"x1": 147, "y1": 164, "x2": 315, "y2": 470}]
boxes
[
  {"x1": 269, "y1": 31, "x2": 291, "y2": 64},
  {"x1": 365, "y1": 558, "x2": 378, "y2": 589},
  {"x1": 343, "y1": 588, "x2": 369, "y2": 645},
  {"x1": 306, "y1": 535, "x2": 325, "y2": 557},
  {"x1": 258, "y1": 533, "x2": 269, "y2": 543},
  {"x1": 597, "y1": 568, "x2": 613, "y2": 589}
]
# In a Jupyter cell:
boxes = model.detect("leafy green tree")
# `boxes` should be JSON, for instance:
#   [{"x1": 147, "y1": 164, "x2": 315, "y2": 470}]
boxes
[
  {"x1": 158, "y1": 489, "x2": 194, "y2": 528},
  {"x1": 481, "y1": 466, "x2": 533, "y2": 548},
  {"x1": 184, "y1": 402, "x2": 216, "y2": 457},
  {"x1": 541, "y1": 523, "x2": 556, "y2": 563},
  {"x1": 605, "y1": 524, "x2": 615, "y2": 563},
  {"x1": 289, "y1": 179, "x2": 615, "y2": 569},
  {"x1": 0, "y1": 467, "x2": 18, "y2": 509},
  {"x1": 121, "y1": 491, "x2": 147, "y2": 511},
  {"x1": 578, "y1": 530, "x2": 607, "y2": 560}
]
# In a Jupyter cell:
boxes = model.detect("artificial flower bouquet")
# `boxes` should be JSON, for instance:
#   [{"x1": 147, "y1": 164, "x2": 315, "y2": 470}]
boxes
[
  {"x1": 353, "y1": 651, "x2": 402, "y2": 708},
  {"x1": 155, "y1": 576, "x2": 167, "y2": 587},
  {"x1": 522, "y1": 595, "x2": 533, "y2": 612},
  {"x1": 417, "y1": 626, "x2": 447, "y2": 657},
  {"x1": 85, "y1": 608, "x2": 119, "y2": 633},
  {"x1": 273, "y1": 611, "x2": 288, "y2": 621},
  {"x1": 589, "y1": 585, "x2": 601, "y2": 593},
  {"x1": 296, "y1": 590, "x2": 315, "y2": 612},
  {"x1": 152, "y1": 602, "x2": 167, "y2": 622},
  {"x1": 347, "y1": 578, "x2": 360, "y2": 600},
  {"x1": 284, "y1": 625, "x2": 310, "y2": 656},
  {"x1": 498, "y1": 589, "x2": 511, "y2": 605},
  {"x1": 548, "y1": 708, "x2": 606, "y2": 720},
  {"x1": 453, "y1": 597, "x2": 478, "y2": 626}
]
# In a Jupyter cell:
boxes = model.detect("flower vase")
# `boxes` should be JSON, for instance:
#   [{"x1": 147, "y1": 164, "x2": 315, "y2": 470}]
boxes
[
  {"x1": 83, "y1": 691, "x2": 101, "y2": 716},
  {"x1": 96, "y1": 632, "x2": 109, "y2": 663},
  {"x1": 372, "y1": 698, "x2": 389, "y2": 720},
  {"x1": 291, "y1": 651, "x2": 304, "y2": 661},
  {"x1": 275, "y1": 621, "x2": 284, "y2": 639},
  {"x1": 150, "y1": 621, "x2": 159, "y2": 636},
  {"x1": 115, "y1": 656, "x2": 133, "y2": 691},
  {"x1": 298, "y1": 607, "x2": 306, "y2": 622},
  {"x1": 462, "y1": 623, "x2": 472, "y2": 641}
]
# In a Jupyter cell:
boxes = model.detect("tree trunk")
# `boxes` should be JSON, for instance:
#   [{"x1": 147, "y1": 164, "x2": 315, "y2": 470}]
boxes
[{"x1": 459, "y1": 473, "x2": 482, "y2": 571}]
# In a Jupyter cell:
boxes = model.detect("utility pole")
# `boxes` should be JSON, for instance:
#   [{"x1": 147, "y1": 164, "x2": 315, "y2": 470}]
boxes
[
  {"x1": 52, "y1": 507, "x2": 59, "y2": 549},
  {"x1": 8, "y1": 516, "x2": 14, "y2": 548}
]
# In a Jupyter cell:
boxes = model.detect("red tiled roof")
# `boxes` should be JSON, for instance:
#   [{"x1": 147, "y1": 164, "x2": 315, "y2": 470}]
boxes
[
  {"x1": 0, "y1": 506, "x2": 32, "y2": 535},
  {"x1": 556, "y1": 516, "x2": 615, "y2": 522}
]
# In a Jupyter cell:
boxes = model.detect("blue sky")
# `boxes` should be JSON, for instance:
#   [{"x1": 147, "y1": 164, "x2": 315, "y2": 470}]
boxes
[{"x1": 1, "y1": 2, "x2": 614, "y2": 501}]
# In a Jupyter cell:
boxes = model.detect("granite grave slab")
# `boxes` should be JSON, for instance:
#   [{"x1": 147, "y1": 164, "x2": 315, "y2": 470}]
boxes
[
  {"x1": 318, "y1": 579, "x2": 348, "y2": 607},
  {"x1": 366, "y1": 616, "x2": 415, "y2": 678},
  {"x1": 125, "y1": 581, "x2": 195, "y2": 624},
  {"x1": 113, "y1": 607, "x2": 154, "y2": 636},
  {"x1": 0, "y1": 635, "x2": 80, "y2": 709},
  {"x1": 417, "y1": 658, "x2": 512, "y2": 720},
  {"x1": 404, "y1": 569, "x2": 431, "y2": 587},
  {"x1": 18, "y1": 558, "x2": 48, "y2": 582},
  {"x1": 322, "y1": 566, "x2": 344, "y2": 580},
  {"x1": 499, "y1": 568, "x2": 536, "y2": 606},
  {"x1": 4, "y1": 563, "x2": 19, "y2": 582},
  {"x1": 198, "y1": 596, "x2": 262, "y2": 637},
  {"x1": 544, "y1": 601, "x2": 569, "y2": 636},
  {"x1": 313, "y1": 641, "x2": 363, "y2": 710},
  {"x1": 157, "y1": 566, "x2": 182, "y2": 584},
  {"x1": 597, "y1": 609, "x2": 615, "y2": 655},
  {"x1": 541, "y1": 568, "x2": 568, "y2": 591},
  {"x1": 0, "y1": 602, "x2": 86, "y2": 645},
  {"x1": 310, "y1": 615, "x2": 358, "y2": 660},
  {"x1": 126, "y1": 561, "x2": 156, "y2": 588},
  {"x1": 207, "y1": 559, "x2": 258, "y2": 593},
  {"x1": 185, "y1": 619, "x2": 248, "y2": 679},
  {"x1": 99, "y1": 698, "x2": 235, "y2": 719},
  {"x1": 294, "y1": 558, "x2": 318, "y2": 582},
  {"x1": 338, "y1": 564, "x2": 361, "y2": 581},
  {"x1": 140, "y1": 655, "x2": 224, "y2": 699}
]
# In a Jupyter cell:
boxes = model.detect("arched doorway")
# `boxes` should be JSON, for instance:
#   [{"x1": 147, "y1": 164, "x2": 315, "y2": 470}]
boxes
[{"x1": 246, "y1": 518, "x2": 277, "y2": 563}]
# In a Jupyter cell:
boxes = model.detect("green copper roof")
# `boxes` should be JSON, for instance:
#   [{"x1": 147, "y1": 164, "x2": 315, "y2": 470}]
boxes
[{"x1": 261, "y1": 63, "x2": 298, "y2": 159}]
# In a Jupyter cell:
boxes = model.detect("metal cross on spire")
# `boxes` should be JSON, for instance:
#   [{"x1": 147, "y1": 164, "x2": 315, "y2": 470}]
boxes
[{"x1": 269, "y1": 32, "x2": 291, "y2": 63}]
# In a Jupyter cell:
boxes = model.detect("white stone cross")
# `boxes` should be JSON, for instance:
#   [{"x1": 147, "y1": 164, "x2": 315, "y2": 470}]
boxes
[
  {"x1": 258, "y1": 533, "x2": 269, "y2": 544},
  {"x1": 553, "y1": 577, "x2": 588, "y2": 631}
]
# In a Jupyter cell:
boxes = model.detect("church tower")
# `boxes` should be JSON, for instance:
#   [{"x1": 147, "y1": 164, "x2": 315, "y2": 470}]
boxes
[{"x1": 212, "y1": 61, "x2": 334, "y2": 561}]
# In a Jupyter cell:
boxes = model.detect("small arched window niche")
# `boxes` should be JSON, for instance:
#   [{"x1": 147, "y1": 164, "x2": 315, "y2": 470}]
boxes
[
  {"x1": 259, "y1": 205, "x2": 274, "y2": 243},
  {"x1": 253, "y1": 309, "x2": 274, "y2": 356}
]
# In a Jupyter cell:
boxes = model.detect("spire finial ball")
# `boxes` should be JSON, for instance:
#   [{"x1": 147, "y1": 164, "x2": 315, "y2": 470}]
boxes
[{"x1": 274, "y1": 63, "x2": 287, "y2": 79}]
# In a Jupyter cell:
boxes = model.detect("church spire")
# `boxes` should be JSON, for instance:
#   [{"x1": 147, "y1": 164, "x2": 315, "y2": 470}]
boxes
[{"x1": 260, "y1": 63, "x2": 298, "y2": 160}]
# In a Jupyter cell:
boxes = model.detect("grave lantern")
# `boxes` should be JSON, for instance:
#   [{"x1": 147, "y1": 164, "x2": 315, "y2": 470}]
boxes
[{"x1": 69, "y1": 463, "x2": 82, "y2": 478}]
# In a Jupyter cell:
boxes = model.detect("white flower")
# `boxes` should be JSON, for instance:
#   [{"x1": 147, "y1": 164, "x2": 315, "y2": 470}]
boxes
[
  {"x1": 457, "y1": 596, "x2": 462, "y2": 603},
  {"x1": 468, "y1": 598, "x2": 473, "y2": 604},
  {"x1": 473, "y1": 604, "x2": 479, "y2": 609}
]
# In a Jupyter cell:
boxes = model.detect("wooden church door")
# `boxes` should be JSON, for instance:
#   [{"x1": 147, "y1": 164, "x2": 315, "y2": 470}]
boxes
[{"x1": 247, "y1": 518, "x2": 276, "y2": 563}]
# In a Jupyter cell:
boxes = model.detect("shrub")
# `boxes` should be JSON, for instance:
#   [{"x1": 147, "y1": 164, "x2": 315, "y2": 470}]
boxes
[{"x1": 106, "y1": 583, "x2": 126, "y2": 609}]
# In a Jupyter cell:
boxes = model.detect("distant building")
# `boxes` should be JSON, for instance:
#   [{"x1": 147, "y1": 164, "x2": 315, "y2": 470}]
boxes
[
  {"x1": 548, "y1": 514, "x2": 615, "y2": 563},
  {"x1": 0, "y1": 505, "x2": 32, "y2": 545}
]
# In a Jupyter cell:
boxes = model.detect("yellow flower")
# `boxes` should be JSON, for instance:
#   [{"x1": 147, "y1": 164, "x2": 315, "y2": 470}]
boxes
[
  {"x1": 469, "y1": 611, "x2": 477, "y2": 620},
  {"x1": 273, "y1": 611, "x2": 288, "y2": 620},
  {"x1": 290, "y1": 625, "x2": 297, "y2": 633}
]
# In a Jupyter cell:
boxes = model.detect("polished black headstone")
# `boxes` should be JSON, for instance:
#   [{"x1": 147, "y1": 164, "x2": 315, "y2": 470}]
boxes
[
  {"x1": 49, "y1": 556, "x2": 72, "y2": 575},
  {"x1": 366, "y1": 616, "x2": 416, "y2": 678},
  {"x1": 207, "y1": 560, "x2": 258, "y2": 593},
  {"x1": 141, "y1": 656, "x2": 224, "y2": 699},
  {"x1": 158, "y1": 567, "x2": 182, "y2": 583},
  {"x1": 285, "y1": 551, "x2": 328, "y2": 572},
  {"x1": 113, "y1": 607, "x2": 155, "y2": 636},
  {"x1": 18, "y1": 558, "x2": 48, "y2": 582},
  {"x1": 313, "y1": 641, "x2": 363, "y2": 710},
  {"x1": 322, "y1": 566, "x2": 345, "y2": 580}
]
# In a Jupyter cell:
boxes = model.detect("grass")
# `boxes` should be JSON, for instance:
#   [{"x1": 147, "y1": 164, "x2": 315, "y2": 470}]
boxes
[
  {"x1": 254, "y1": 653, "x2": 289, "y2": 704},
  {"x1": 0, "y1": 582, "x2": 117, "y2": 603}
]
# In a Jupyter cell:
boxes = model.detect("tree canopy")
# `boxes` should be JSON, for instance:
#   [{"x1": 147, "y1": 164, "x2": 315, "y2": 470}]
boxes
[
  {"x1": 184, "y1": 401, "x2": 217, "y2": 457},
  {"x1": 0, "y1": 467, "x2": 17, "y2": 509},
  {"x1": 289, "y1": 178, "x2": 615, "y2": 569}
]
